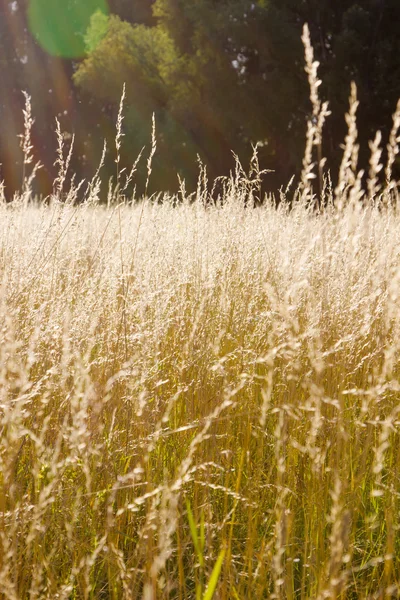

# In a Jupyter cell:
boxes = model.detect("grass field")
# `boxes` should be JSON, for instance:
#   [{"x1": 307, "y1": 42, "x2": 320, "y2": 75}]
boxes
[
  {"x1": 1, "y1": 28, "x2": 400, "y2": 599},
  {"x1": 1, "y1": 187, "x2": 400, "y2": 599}
]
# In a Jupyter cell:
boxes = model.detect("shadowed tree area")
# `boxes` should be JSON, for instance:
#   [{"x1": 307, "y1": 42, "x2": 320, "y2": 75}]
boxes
[{"x1": 0, "y1": 0, "x2": 400, "y2": 198}]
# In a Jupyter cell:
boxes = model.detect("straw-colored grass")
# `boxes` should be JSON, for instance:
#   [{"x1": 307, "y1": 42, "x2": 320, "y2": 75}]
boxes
[
  {"x1": 1, "y1": 23, "x2": 400, "y2": 600},
  {"x1": 1, "y1": 188, "x2": 400, "y2": 599}
]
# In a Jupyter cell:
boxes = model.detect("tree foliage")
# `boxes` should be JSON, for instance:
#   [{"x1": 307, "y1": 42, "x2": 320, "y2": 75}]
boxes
[
  {"x1": 84, "y1": 10, "x2": 110, "y2": 54},
  {"x1": 72, "y1": 0, "x2": 400, "y2": 193},
  {"x1": 2, "y1": 0, "x2": 400, "y2": 197}
]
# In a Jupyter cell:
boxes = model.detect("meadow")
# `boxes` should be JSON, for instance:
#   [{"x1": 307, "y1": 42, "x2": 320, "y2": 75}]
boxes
[{"x1": 1, "y1": 28, "x2": 400, "y2": 600}]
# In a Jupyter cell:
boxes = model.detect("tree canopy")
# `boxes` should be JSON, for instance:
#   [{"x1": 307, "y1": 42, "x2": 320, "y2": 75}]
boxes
[{"x1": 1, "y1": 0, "x2": 400, "y2": 197}]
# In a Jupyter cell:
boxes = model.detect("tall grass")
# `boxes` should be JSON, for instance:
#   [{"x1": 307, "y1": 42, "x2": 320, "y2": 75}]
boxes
[{"x1": 1, "y1": 25, "x2": 400, "y2": 600}]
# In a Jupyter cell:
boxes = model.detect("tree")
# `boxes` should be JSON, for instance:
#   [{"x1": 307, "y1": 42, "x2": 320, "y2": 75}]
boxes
[
  {"x1": 74, "y1": 13, "x2": 202, "y2": 192},
  {"x1": 150, "y1": 0, "x2": 309, "y2": 185},
  {"x1": 3, "y1": 0, "x2": 397, "y2": 198}
]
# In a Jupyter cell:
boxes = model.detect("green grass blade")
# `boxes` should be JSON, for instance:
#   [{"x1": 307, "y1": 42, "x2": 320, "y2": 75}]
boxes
[
  {"x1": 186, "y1": 499, "x2": 204, "y2": 568},
  {"x1": 202, "y1": 549, "x2": 226, "y2": 600}
]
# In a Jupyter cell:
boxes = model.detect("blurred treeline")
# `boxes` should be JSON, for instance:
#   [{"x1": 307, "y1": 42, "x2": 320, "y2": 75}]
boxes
[{"x1": 1, "y1": 0, "x2": 400, "y2": 199}]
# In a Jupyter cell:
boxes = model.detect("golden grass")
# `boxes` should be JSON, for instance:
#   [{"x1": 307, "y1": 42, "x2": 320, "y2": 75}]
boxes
[
  {"x1": 1, "y1": 189, "x2": 400, "y2": 599},
  {"x1": 1, "y1": 23, "x2": 400, "y2": 600}
]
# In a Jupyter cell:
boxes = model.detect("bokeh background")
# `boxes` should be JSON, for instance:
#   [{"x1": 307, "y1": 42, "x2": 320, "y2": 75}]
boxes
[{"x1": 1, "y1": 0, "x2": 400, "y2": 199}]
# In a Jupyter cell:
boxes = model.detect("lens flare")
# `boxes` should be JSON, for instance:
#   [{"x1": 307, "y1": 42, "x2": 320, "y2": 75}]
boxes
[{"x1": 28, "y1": 0, "x2": 109, "y2": 58}]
